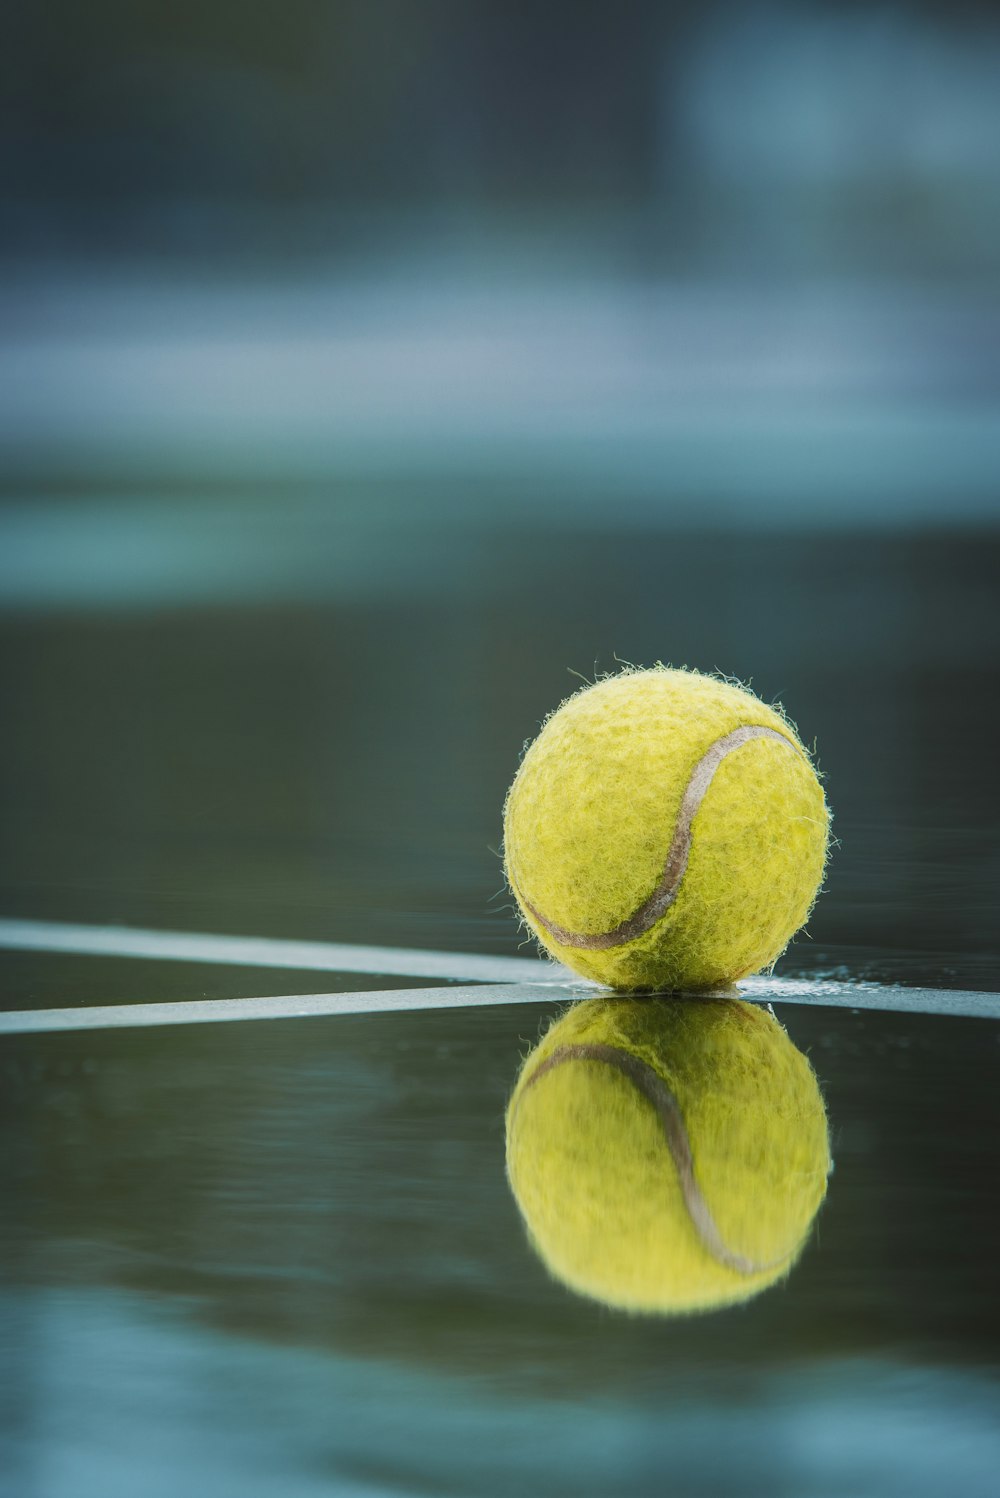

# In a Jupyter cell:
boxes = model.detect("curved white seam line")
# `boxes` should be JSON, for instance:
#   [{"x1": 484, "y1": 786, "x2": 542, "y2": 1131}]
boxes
[{"x1": 512, "y1": 725, "x2": 802, "y2": 951}]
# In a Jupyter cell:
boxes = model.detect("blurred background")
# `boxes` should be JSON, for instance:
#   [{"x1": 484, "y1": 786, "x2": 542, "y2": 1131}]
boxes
[
  {"x1": 3, "y1": 0, "x2": 999, "y2": 989},
  {"x1": 3, "y1": 7, "x2": 1000, "y2": 1496}
]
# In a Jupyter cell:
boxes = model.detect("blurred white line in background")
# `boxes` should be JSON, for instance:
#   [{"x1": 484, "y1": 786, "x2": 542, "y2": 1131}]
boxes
[{"x1": 2, "y1": 279, "x2": 999, "y2": 537}]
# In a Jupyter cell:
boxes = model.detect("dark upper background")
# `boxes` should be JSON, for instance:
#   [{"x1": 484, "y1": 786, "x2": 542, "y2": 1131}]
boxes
[
  {"x1": 4, "y1": 0, "x2": 1000, "y2": 271},
  {"x1": 2, "y1": 0, "x2": 999, "y2": 992}
]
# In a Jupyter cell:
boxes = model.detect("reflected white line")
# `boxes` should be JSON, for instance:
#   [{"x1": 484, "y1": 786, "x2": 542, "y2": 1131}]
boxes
[{"x1": 0, "y1": 918, "x2": 557, "y2": 984}]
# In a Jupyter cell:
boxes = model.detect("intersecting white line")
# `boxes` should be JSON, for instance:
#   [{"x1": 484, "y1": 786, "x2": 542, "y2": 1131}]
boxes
[
  {"x1": 1, "y1": 918, "x2": 999, "y2": 1033},
  {"x1": 1, "y1": 976, "x2": 998, "y2": 1034},
  {"x1": 738, "y1": 976, "x2": 1000, "y2": 1022},
  {"x1": 0, "y1": 918, "x2": 553, "y2": 984},
  {"x1": 0, "y1": 982, "x2": 587, "y2": 1034}
]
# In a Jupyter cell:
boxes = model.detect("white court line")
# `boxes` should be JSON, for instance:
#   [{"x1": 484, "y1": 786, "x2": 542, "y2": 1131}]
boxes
[
  {"x1": 0, "y1": 918, "x2": 554, "y2": 985},
  {"x1": 739, "y1": 976, "x2": 1000, "y2": 1022},
  {"x1": 1, "y1": 979, "x2": 998, "y2": 1034},
  {"x1": 0, "y1": 979, "x2": 998, "y2": 1035},
  {"x1": 1, "y1": 918, "x2": 998, "y2": 1032},
  {"x1": 0, "y1": 983, "x2": 586, "y2": 1034}
]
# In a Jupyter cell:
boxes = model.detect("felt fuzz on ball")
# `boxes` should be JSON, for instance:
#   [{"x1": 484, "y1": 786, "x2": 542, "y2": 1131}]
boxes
[
  {"x1": 503, "y1": 667, "x2": 829, "y2": 991},
  {"x1": 505, "y1": 995, "x2": 831, "y2": 1315}
]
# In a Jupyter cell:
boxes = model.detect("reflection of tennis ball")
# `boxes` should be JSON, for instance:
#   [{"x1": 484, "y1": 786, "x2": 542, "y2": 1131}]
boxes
[
  {"x1": 506, "y1": 996, "x2": 830, "y2": 1315},
  {"x1": 503, "y1": 667, "x2": 829, "y2": 992}
]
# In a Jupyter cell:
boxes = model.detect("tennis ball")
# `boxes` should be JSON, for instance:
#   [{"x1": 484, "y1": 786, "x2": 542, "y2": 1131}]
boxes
[
  {"x1": 506, "y1": 995, "x2": 830, "y2": 1315},
  {"x1": 503, "y1": 667, "x2": 829, "y2": 991}
]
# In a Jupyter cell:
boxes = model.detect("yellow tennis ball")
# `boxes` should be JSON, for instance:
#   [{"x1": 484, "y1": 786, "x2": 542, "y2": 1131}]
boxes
[
  {"x1": 503, "y1": 666, "x2": 829, "y2": 991},
  {"x1": 506, "y1": 995, "x2": 831, "y2": 1315}
]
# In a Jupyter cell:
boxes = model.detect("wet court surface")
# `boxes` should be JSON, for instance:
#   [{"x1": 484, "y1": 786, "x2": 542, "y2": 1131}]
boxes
[
  {"x1": 3, "y1": 980, "x2": 1000, "y2": 1497},
  {"x1": 2, "y1": 511, "x2": 999, "y2": 1496}
]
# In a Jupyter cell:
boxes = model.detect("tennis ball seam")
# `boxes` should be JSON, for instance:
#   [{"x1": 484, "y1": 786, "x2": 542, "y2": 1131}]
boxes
[
  {"x1": 512, "y1": 1040, "x2": 797, "y2": 1277},
  {"x1": 509, "y1": 724, "x2": 804, "y2": 951}
]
